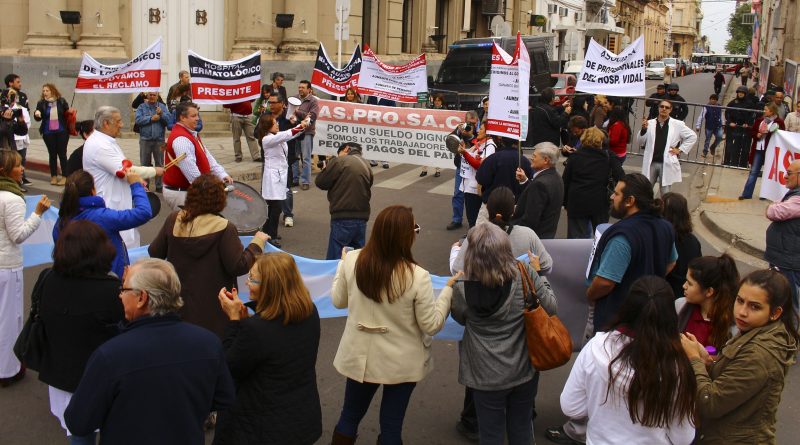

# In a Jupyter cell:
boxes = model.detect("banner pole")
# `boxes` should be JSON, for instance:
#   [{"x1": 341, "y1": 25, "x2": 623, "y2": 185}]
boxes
[
  {"x1": 337, "y1": 7, "x2": 343, "y2": 69},
  {"x1": 518, "y1": 138, "x2": 522, "y2": 168}
]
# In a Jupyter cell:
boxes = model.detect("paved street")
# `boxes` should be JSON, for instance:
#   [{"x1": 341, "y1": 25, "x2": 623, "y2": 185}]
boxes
[{"x1": 2, "y1": 72, "x2": 797, "y2": 444}]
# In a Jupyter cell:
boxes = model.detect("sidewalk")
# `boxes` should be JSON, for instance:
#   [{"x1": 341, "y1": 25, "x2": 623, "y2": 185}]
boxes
[{"x1": 24, "y1": 134, "x2": 264, "y2": 186}]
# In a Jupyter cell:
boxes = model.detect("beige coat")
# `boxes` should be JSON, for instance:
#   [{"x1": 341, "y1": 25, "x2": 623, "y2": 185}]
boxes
[{"x1": 331, "y1": 250, "x2": 452, "y2": 384}]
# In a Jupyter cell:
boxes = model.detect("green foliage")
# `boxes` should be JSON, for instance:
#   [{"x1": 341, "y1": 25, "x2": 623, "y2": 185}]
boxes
[{"x1": 726, "y1": 2, "x2": 753, "y2": 54}]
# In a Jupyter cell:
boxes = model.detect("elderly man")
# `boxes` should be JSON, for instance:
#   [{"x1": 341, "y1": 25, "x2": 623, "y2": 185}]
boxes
[
  {"x1": 83, "y1": 106, "x2": 163, "y2": 247},
  {"x1": 64, "y1": 258, "x2": 235, "y2": 444},
  {"x1": 162, "y1": 102, "x2": 233, "y2": 210},
  {"x1": 511, "y1": 142, "x2": 564, "y2": 239},
  {"x1": 135, "y1": 92, "x2": 169, "y2": 192},
  {"x1": 766, "y1": 160, "x2": 800, "y2": 310},
  {"x1": 635, "y1": 99, "x2": 697, "y2": 197},
  {"x1": 773, "y1": 89, "x2": 790, "y2": 120}
]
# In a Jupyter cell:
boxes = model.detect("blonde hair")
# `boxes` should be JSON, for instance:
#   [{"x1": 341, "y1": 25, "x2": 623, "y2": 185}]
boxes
[
  {"x1": 580, "y1": 127, "x2": 606, "y2": 149},
  {"x1": 252, "y1": 253, "x2": 314, "y2": 324}
]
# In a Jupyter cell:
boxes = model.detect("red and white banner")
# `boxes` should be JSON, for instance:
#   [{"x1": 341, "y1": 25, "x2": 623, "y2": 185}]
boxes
[
  {"x1": 356, "y1": 47, "x2": 427, "y2": 103},
  {"x1": 761, "y1": 130, "x2": 800, "y2": 201},
  {"x1": 311, "y1": 44, "x2": 361, "y2": 97},
  {"x1": 487, "y1": 33, "x2": 530, "y2": 141},
  {"x1": 189, "y1": 50, "x2": 261, "y2": 104},
  {"x1": 75, "y1": 38, "x2": 162, "y2": 93},
  {"x1": 314, "y1": 99, "x2": 463, "y2": 168}
]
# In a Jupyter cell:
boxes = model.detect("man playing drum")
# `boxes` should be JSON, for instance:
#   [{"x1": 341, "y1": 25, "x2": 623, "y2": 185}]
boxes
[{"x1": 163, "y1": 102, "x2": 233, "y2": 210}]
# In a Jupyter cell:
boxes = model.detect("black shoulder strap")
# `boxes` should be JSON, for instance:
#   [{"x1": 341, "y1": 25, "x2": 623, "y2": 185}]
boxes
[{"x1": 30, "y1": 268, "x2": 52, "y2": 318}]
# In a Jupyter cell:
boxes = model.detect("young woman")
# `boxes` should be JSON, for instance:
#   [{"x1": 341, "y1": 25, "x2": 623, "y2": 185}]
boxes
[
  {"x1": 214, "y1": 253, "x2": 322, "y2": 445},
  {"x1": 662, "y1": 192, "x2": 702, "y2": 299},
  {"x1": 607, "y1": 106, "x2": 631, "y2": 164},
  {"x1": 38, "y1": 220, "x2": 124, "y2": 445},
  {"x1": 681, "y1": 269, "x2": 799, "y2": 444},
  {"x1": 459, "y1": 120, "x2": 496, "y2": 227},
  {"x1": 677, "y1": 255, "x2": 739, "y2": 352},
  {"x1": 561, "y1": 276, "x2": 696, "y2": 444},
  {"x1": 254, "y1": 114, "x2": 307, "y2": 246},
  {"x1": 33, "y1": 83, "x2": 70, "y2": 186},
  {"x1": 451, "y1": 223, "x2": 556, "y2": 445},
  {"x1": 330, "y1": 205, "x2": 456, "y2": 445},
  {"x1": 740, "y1": 103, "x2": 785, "y2": 199},
  {"x1": 53, "y1": 170, "x2": 152, "y2": 279},
  {"x1": 0, "y1": 150, "x2": 50, "y2": 387}
]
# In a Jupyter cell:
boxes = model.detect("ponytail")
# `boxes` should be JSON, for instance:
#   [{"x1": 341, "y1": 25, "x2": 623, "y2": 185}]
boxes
[
  {"x1": 486, "y1": 186, "x2": 515, "y2": 231},
  {"x1": 58, "y1": 170, "x2": 95, "y2": 230}
]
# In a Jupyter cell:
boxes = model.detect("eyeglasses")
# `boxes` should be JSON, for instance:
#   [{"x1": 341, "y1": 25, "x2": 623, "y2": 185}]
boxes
[
  {"x1": 246, "y1": 276, "x2": 261, "y2": 285},
  {"x1": 414, "y1": 224, "x2": 421, "y2": 234},
  {"x1": 787, "y1": 171, "x2": 800, "y2": 177},
  {"x1": 118, "y1": 286, "x2": 140, "y2": 295},
  {"x1": 659, "y1": 105, "x2": 672, "y2": 109}
]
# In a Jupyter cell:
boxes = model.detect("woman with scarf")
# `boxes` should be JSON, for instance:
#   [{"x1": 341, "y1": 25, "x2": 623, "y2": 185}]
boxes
[
  {"x1": 0, "y1": 150, "x2": 50, "y2": 387},
  {"x1": 33, "y1": 83, "x2": 70, "y2": 186},
  {"x1": 458, "y1": 120, "x2": 496, "y2": 227},
  {"x1": 53, "y1": 170, "x2": 152, "y2": 279},
  {"x1": 739, "y1": 103, "x2": 785, "y2": 200}
]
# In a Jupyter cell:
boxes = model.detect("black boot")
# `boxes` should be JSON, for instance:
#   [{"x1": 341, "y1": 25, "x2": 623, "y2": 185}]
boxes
[{"x1": 331, "y1": 430, "x2": 356, "y2": 445}]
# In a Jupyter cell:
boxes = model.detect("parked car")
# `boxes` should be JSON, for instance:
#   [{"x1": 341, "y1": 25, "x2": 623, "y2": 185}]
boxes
[
  {"x1": 551, "y1": 74, "x2": 576, "y2": 106},
  {"x1": 429, "y1": 36, "x2": 553, "y2": 111},
  {"x1": 646, "y1": 61, "x2": 666, "y2": 79},
  {"x1": 563, "y1": 60, "x2": 584, "y2": 76}
]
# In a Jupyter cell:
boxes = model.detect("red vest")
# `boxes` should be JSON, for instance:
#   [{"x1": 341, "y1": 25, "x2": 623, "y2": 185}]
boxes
[{"x1": 163, "y1": 123, "x2": 211, "y2": 189}]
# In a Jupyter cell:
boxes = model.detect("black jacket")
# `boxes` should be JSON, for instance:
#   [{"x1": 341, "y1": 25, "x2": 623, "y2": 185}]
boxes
[
  {"x1": 667, "y1": 93, "x2": 689, "y2": 120},
  {"x1": 34, "y1": 97, "x2": 70, "y2": 135},
  {"x1": 511, "y1": 167, "x2": 564, "y2": 239},
  {"x1": 476, "y1": 145, "x2": 533, "y2": 203},
  {"x1": 65, "y1": 314, "x2": 236, "y2": 444},
  {"x1": 213, "y1": 307, "x2": 322, "y2": 445},
  {"x1": 37, "y1": 270, "x2": 124, "y2": 392},
  {"x1": 562, "y1": 147, "x2": 624, "y2": 218},
  {"x1": 725, "y1": 98, "x2": 755, "y2": 126},
  {"x1": 526, "y1": 103, "x2": 569, "y2": 147}
]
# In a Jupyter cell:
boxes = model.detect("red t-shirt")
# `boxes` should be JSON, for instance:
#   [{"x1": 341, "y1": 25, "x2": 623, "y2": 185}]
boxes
[{"x1": 685, "y1": 305, "x2": 713, "y2": 347}]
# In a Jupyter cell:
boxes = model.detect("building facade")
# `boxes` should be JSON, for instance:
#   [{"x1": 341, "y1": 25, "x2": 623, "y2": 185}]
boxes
[{"x1": 669, "y1": 0, "x2": 701, "y2": 59}]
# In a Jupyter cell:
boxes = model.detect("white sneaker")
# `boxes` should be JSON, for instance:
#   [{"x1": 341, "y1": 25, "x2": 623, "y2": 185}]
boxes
[{"x1": 284, "y1": 217, "x2": 294, "y2": 227}]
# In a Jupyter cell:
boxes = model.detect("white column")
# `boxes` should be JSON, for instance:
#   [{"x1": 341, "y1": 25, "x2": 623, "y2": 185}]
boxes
[
  {"x1": 78, "y1": 0, "x2": 126, "y2": 57},
  {"x1": 231, "y1": 0, "x2": 277, "y2": 58},
  {"x1": 22, "y1": 0, "x2": 73, "y2": 55}
]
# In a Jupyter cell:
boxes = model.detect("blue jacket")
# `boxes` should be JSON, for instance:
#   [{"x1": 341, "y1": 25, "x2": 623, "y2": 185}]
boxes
[
  {"x1": 135, "y1": 101, "x2": 169, "y2": 141},
  {"x1": 65, "y1": 314, "x2": 236, "y2": 445},
  {"x1": 53, "y1": 183, "x2": 152, "y2": 278}
]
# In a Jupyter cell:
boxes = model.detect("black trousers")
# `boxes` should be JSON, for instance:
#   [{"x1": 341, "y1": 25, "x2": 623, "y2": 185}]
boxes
[
  {"x1": 42, "y1": 130, "x2": 69, "y2": 177},
  {"x1": 464, "y1": 192, "x2": 482, "y2": 228},
  {"x1": 460, "y1": 371, "x2": 540, "y2": 432},
  {"x1": 261, "y1": 199, "x2": 283, "y2": 239}
]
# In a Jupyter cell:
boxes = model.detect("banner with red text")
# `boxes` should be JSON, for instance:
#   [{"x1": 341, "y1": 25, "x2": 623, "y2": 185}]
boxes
[
  {"x1": 311, "y1": 44, "x2": 361, "y2": 97},
  {"x1": 355, "y1": 47, "x2": 427, "y2": 103},
  {"x1": 487, "y1": 34, "x2": 530, "y2": 141},
  {"x1": 762, "y1": 130, "x2": 800, "y2": 201},
  {"x1": 314, "y1": 99, "x2": 463, "y2": 168},
  {"x1": 188, "y1": 50, "x2": 261, "y2": 104},
  {"x1": 75, "y1": 38, "x2": 162, "y2": 93}
]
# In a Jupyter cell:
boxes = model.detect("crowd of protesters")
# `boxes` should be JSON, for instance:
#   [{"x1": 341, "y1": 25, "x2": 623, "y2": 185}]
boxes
[{"x1": 0, "y1": 67, "x2": 797, "y2": 445}]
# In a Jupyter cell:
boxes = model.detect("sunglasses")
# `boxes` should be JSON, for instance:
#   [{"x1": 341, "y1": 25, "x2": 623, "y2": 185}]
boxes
[{"x1": 659, "y1": 105, "x2": 672, "y2": 109}]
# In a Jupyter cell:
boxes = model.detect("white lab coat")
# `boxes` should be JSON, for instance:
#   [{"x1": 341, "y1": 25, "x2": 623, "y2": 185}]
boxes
[
  {"x1": 635, "y1": 117, "x2": 697, "y2": 187},
  {"x1": 260, "y1": 129, "x2": 298, "y2": 200},
  {"x1": 82, "y1": 131, "x2": 140, "y2": 247}
]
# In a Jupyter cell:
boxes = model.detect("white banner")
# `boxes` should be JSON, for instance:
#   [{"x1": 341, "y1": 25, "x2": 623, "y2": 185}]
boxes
[
  {"x1": 576, "y1": 36, "x2": 645, "y2": 97},
  {"x1": 314, "y1": 99, "x2": 463, "y2": 168},
  {"x1": 188, "y1": 50, "x2": 261, "y2": 104},
  {"x1": 75, "y1": 38, "x2": 162, "y2": 93},
  {"x1": 761, "y1": 130, "x2": 800, "y2": 201},
  {"x1": 355, "y1": 46, "x2": 427, "y2": 103},
  {"x1": 487, "y1": 34, "x2": 529, "y2": 141}
]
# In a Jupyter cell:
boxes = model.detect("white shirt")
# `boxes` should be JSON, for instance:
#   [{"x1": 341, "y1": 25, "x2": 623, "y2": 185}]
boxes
[
  {"x1": 170, "y1": 124, "x2": 228, "y2": 183},
  {"x1": 82, "y1": 130, "x2": 140, "y2": 247},
  {"x1": 459, "y1": 138, "x2": 496, "y2": 195},
  {"x1": 561, "y1": 331, "x2": 694, "y2": 445},
  {"x1": 0, "y1": 191, "x2": 41, "y2": 268}
]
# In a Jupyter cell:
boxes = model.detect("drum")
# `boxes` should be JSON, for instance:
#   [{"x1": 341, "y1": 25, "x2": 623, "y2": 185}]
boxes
[
  {"x1": 146, "y1": 191, "x2": 161, "y2": 219},
  {"x1": 220, "y1": 181, "x2": 268, "y2": 234}
]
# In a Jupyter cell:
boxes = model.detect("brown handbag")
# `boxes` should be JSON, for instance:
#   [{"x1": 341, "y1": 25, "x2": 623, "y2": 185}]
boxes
[{"x1": 516, "y1": 261, "x2": 573, "y2": 371}]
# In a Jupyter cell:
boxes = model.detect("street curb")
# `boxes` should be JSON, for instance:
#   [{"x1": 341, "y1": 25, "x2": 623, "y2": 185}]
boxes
[{"x1": 699, "y1": 208, "x2": 766, "y2": 259}]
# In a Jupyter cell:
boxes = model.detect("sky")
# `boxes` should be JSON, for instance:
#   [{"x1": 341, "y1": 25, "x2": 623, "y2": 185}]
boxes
[{"x1": 699, "y1": 0, "x2": 739, "y2": 53}]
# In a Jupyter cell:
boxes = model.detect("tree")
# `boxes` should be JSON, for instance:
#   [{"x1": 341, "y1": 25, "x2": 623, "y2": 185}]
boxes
[{"x1": 726, "y1": 2, "x2": 753, "y2": 54}]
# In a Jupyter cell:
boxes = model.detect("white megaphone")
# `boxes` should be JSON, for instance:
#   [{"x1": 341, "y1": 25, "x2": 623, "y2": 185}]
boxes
[{"x1": 287, "y1": 96, "x2": 302, "y2": 117}]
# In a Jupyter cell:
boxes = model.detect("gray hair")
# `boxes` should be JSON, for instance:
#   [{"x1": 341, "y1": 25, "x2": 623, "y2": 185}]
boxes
[
  {"x1": 464, "y1": 110, "x2": 479, "y2": 121},
  {"x1": 534, "y1": 142, "x2": 559, "y2": 166},
  {"x1": 94, "y1": 106, "x2": 120, "y2": 130},
  {"x1": 128, "y1": 258, "x2": 184, "y2": 316},
  {"x1": 463, "y1": 223, "x2": 517, "y2": 288}
]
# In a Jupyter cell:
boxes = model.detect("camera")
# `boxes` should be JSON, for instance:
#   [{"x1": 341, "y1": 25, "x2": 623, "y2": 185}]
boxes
[
  {"x1": 0, "y1": 94, "x2": 22, "y2": 119},
  {"x1": 462, "y1": 123, "x2": 473, "y2": 133}
]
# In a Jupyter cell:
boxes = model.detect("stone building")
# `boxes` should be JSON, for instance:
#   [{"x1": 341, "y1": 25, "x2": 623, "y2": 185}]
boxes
[{"x1": 669, "y1": 0, "x2": 701, "y2": 59}]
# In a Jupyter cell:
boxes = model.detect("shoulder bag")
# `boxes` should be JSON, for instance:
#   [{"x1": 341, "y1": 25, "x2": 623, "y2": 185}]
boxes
[
  {"x1": 516, "y1": 261, "x2": 572, "y2": 371},
  {"x1": 13, "y1": 268, "x2": 52, "y2": 372}
]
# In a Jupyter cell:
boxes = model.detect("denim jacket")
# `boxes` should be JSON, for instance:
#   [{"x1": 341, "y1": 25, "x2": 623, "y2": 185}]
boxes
[{"x1": 134, "y1": 101, "x2": 169, "y2": 141}]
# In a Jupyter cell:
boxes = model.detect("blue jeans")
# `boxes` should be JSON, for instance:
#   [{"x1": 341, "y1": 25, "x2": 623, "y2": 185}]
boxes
[
  {"x1": 704, "y1": 127, "x2": 724, "y2": 154},
  {"x1": 335, "y1": 379, "x2": 416, "y2": 445},
  {"x1": 452, "y1": 173, "x2": 464, "y2": 224},
  {"x1": 69, "y1": 432, "x2": 96, "y2": 445},
  {"x1": 741, "y1": 149, "x2": 765, "y2": 198},
  {"x1": 299, "y1": 135, "x2": 314, "y2": 185},
  {"x1": 326, "y1": 219, "x2": 367, "y2": 260},
  {"x1": 282, "y1": 188, "x2": 293, "y2": 217},
  {"x1": 772, "y1": 266, "x2": 800, "y2": 311},
  {"x1": 472, "y1": 378, "x2": 536, "y2": 445}
]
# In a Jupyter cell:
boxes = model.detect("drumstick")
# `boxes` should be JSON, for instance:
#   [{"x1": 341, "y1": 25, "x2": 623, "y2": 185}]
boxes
[{"x1": 164, "y1": 153, "x2": 187, "y2": 170}]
